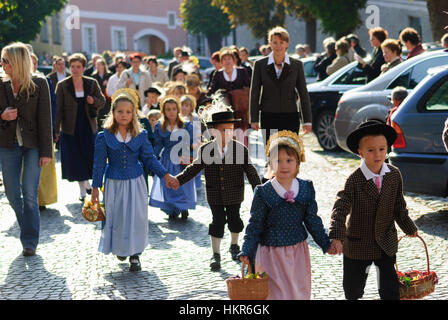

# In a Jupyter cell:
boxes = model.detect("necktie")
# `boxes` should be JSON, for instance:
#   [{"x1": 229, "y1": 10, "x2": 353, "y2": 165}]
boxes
[{"x1": 375, "y1": 176, "x2": 381, "y2": 194}]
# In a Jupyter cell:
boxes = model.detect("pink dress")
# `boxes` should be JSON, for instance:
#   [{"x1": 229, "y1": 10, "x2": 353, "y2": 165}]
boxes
[
  {"x1": 255, "y1": 242, "x2": 311, "y2": 300},
  {"x1": 254, "y1": 178, "x2": 312, "y2": 300}
]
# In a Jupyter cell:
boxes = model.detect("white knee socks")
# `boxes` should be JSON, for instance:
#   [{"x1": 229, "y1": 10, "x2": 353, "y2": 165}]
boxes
[{"x1": 211, "y1": 236, "x2": 222, "y2": 254}]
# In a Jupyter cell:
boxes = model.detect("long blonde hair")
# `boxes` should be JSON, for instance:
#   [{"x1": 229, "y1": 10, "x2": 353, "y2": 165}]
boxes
[
  {"x1": 103, "y1": 93, "x2": 142, "y2": 137},
  {"x1": 1, "y1": 42, "x2": 36, "y2": 99}
]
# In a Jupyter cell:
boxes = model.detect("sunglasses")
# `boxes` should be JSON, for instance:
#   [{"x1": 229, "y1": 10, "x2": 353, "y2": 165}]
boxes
[{"x1": 1, "y1": 57, "x2": 9, "y2": 65}]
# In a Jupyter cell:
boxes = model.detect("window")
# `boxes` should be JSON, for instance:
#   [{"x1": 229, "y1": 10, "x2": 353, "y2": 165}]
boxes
[
  {"x1": 41, "y1": 21, "x2": 49, "y2": 43},
  {"x1": 52, "y1": 13, "x2": 61, "y2": 44},
  {"x1": 167, "y1": 11, "x2": 176, "y2": 29},
  {"x1": 388, "y1": 56, "x2": 448, "y2": 90},
  {"x1": 303, "y1": 61, "x2": 317, "y2": 77},
  {"x1": 425, "y1": 78, "x2": 448, "y2": 111},
  {"x1": 82, "y1": 24, "x2": 97, "y2": 55},
  {"x1": 332, "y1": 66, "x2": 367, "y2": 85},
  {"x1": 111, "y1": 26, "x2": 126, "y2": 51}
]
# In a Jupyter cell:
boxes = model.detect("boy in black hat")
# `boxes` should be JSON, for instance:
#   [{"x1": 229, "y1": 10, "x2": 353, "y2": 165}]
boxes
[
  {"x1": 172, "y1": 101, "x2": 261, "y2": 271},
  {"x1": 329, "y1": 120, "x2": 418, "y2": 300},
  {"x1": 142, "y1": 87, "x2": 161, "y2": 115}
]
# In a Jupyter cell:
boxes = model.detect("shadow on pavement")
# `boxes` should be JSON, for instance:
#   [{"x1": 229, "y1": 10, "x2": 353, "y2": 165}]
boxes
[
  {"x1": 3, "y1": 206, "x2": 88, "y2": 245},
  {"x1": 0, "y1": 254, "x2": 72, "y2": 300},
  {"x1": 97, "y1": 268, "x2": 169, "y2": 300},
  {"x1": 414, "y1": 210, "x2": 448, "y2": 240},
  {"x1": 147, "y1": 215, "x2": 210, "y2": 250}
]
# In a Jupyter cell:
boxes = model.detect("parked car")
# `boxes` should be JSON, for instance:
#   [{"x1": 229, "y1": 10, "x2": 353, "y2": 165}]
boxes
[
  {"x1": 37, "y1": 65, "x2": 53, "y2": 76},
  {"x1": 307, "y1": 61, "x2": 368, "y2": 151},
  {"x1": 334, "y1": 49, "x2": 448, "y2": 152},
  {"x1": 389, "y1": 65, "x2": 448, "y2": 197}
]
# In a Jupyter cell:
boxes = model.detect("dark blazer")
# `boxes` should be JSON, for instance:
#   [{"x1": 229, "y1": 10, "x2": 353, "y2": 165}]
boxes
[
  {"x1": 313, "y1": 53, "x2": 337, "y2": 81},
  {"x1": 176, "y1": 139, "x2": 261, "y2": 205},
  {"x1": 0, "y1": 76, "x2": 53, "y2": 158},
  {"x1": 380, "y1": 58, "x2": 401, "y2": 75},
  {"x1": 91, "y1": 71, "x2": 113, "y2": 95},
  {"x1": 48, "y1": 71, "x2": 70, "y2": 90},
  {"x1": 360, "y1": 47, "x2": 385, "y2": 83},
  {"x1": 329, "y1": 165, "x2": 417, "y2": 260},
  {"x1": 249, "y1": 56, "x2": 312, "y2": 124},
  {"x1": 207, "y1": 68, "x2": 250, "y2": 96},
  {"x1": 55, "y1": 76, "x2": 106, "y2": 136}
]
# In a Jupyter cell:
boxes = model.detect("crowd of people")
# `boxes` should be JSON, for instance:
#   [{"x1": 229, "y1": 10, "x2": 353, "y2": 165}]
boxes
[{"x1": 0, "y1": 23, "x2": 447, "y2": 300}]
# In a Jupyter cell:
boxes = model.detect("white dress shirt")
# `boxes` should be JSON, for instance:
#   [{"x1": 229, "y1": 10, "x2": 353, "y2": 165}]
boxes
[
  {"x1": 267, "y1": 52, "x2": 290, "y2": 79},
  {"x1": 360, "y1": 160, "x2": 390, "y2": 190},
  {"x1": 271, "y1": 177, "x2": 299, "y2": 199}
]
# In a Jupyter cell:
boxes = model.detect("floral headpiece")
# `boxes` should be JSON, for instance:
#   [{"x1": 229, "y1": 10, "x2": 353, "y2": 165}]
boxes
[
  {"x1": 266, "y1": 130, "x2": 305, "y2": 163},
  {"x1": 111, "y1": 88, "x2": 140, "y2": 108}
]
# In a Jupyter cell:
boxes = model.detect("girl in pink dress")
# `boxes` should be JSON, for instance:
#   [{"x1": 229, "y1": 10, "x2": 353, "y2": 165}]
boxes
[{"x1": 239, "y1": 130, "x2": 336, "y2": 299}]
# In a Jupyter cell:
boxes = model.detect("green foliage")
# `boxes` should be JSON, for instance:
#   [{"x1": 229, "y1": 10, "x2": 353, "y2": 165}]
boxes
[
  {"x1": 212, "y1": 0, "x2": 286, "y2": 40},
  {"x1": 180, "y1": 0, "x2": 231, "y2": 38},
  {"x1": 213, "y1": 0, "x2": 367, "y2": 40},
  {"x1": 0, "y1": 0, "x2": 68, "y2": 47}
]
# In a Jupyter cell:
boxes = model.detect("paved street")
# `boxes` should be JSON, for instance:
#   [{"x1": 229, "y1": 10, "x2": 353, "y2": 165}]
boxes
[{"x1": 0, "y1": 131, "x2": 447, "y2": 300}]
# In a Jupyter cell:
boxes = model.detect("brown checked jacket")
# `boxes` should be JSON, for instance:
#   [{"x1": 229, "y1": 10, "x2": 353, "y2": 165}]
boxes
[
  {"x1": 329, "y1": 164, "x2": 417, "y2": 260},
  {"x1": 176, "y1": 139, "x2": 261, "y2": 206}
]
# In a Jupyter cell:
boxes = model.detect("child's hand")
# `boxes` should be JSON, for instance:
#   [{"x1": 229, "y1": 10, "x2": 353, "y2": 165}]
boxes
[
  {"x1": 330, "y1": 240, "x2": 343, "y2": 255},
  {"x1": 91, "y1": 188, "x2": 100, "y2": 204},
  {"x1": 408, "y1": 231, "x2": 419, "y2": 237},
  {"x1": 239, "y1": 255, "x2": 249, "y2": 264}
]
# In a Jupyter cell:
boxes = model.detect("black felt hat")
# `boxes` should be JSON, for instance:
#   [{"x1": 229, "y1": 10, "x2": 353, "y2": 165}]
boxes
[
  {"x1": 206, "y1": 111, "x2": 241, "y2": 126},
  {"x1": 346, "y1": 120, "x2": 397, "y2": 154}
]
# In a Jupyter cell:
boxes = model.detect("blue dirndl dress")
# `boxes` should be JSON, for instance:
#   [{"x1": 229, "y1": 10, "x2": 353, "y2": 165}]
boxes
[
  {"x1": 149, "y1": 121, "x2": 197, "y2": 217},
  {"x1": 60, "y1": 96, "x2": 96, "y2": 182}
]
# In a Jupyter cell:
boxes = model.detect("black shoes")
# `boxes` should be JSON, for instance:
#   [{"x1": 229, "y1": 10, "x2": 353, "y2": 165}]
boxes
[
  {"x1": 39, "y1": 206, "x2": 46, "y2": 211},
  {"x1": 210, "y1": 253, "x2": 221, "y2": 271},
  {"x1": 229, "y1": 244, "x2": 241, "y2": 261},
  {"x1": 181, "y1": 210, "x2": 189, "y2": 220},
  {"x1": 129, "y1": 255, "x2": 141, "y2": 272},
  {"x1": 22, "y1": 248, "x2": 36, "y2": 257},
  {"x1": 116, "y1": 256, "x2": 127, "y2": 261},
  {"x1": 86, "y1": 188, "x2": 92, "y2": 195},
  {"x1": 79, "y1": 196, "x2": 86, "y2": 203}
]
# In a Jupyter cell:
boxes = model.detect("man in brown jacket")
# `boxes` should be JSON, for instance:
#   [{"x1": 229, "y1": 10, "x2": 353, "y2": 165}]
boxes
[
  {"x1": 329, "y1": 120, "x2": 418, "y2": 300},
  {"x1": 175, "y1": 110, "x2": 261, "y2": 271}
]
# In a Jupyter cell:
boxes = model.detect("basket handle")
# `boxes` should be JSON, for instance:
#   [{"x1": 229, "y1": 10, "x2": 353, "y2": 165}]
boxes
[
  {"x1": 241, "y1": 261, "x2": 253, "y2": 278},
  {"x1": 396, "y1": 234, "x2": 430, "y2": 273}
]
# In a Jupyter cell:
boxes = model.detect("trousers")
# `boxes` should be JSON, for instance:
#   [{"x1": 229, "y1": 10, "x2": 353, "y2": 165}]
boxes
[{"x1": 209, "y1": 204, "x2": 243, "y2": 238}]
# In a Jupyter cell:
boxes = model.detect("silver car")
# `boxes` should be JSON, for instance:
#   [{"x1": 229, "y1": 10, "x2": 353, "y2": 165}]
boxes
[{"x1": 334, "y1": 50, "x2": 448, "y2": 152}]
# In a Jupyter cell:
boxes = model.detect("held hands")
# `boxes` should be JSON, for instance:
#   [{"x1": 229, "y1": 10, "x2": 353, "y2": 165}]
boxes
[
  {"x1": 164, "y1": 173, "x2": 180, "y2": 190},
  {"x1": 327, "y1": 240, "x2": 343, "y2": 255}
]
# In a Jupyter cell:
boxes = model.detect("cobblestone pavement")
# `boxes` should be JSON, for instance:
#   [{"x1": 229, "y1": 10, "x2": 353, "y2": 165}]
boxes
[{"x1": 0, "y1": 132, "x2": 447, "y2": 300}]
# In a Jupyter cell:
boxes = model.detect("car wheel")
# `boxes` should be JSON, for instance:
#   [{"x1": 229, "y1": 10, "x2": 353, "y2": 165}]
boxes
[{"x1": 315, "y1": 110, "x2": 340, "y2": 151}]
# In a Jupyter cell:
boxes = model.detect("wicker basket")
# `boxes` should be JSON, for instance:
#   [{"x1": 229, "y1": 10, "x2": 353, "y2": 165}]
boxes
[
  {"x1": 226, "y1": 262, "x2": 269, "y2": 300},
  {"x1": 82, "y1": 198, "x2": 106, "y2": 222},
  {"x1": 396, "y1": 235, "x2": 438, "y2": 300}
]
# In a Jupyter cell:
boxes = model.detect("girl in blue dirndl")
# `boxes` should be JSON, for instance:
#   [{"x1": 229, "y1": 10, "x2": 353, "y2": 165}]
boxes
[
  {"x1": 91, "y1": 89, "x2": 178, "y2": 272},
  {"x1": 149, "y1": 96, "x2": 197, "y2": 220}
]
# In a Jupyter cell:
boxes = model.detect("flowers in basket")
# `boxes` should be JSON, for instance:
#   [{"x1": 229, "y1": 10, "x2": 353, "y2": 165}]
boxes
[
  {"x1": 397, "y1": 270, "x2": 439, "y2": 287},
  {"x1": 82, "y1": 199, "x2": 106, "y2": 222}
]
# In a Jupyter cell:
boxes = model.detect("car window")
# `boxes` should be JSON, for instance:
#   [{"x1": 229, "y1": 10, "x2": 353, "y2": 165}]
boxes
[
  {"x1": 409, "y1": 56, "x2": 448, "y2": 89},
  {"x1": 387, "y1": 56, "x2": 448, "y2": 90},
  {"x1": 332, "y1": 66, "x2": 367, "y2": 85},
  {"x1": 303, "y1": 61, "x2": 317, "y2": 77},
  {"x1": 425, "y1": 79, "x2": 448, "y2": 111}
]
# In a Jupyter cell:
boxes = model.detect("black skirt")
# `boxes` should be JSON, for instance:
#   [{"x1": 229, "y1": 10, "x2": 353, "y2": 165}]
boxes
[{"x1": 260, "y1": 111, "x2": 301, "y2": 145}]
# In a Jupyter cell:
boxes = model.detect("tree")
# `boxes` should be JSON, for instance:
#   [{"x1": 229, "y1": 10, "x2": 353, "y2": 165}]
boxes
[
  {"x1": 212, "y1": 0, "x2": 287, "y2": 41},
  {"x1": 426, "y1": 0, "x2": 448, "y2": 43},
  {"x1": 0, "y1": 0, "x2": 68, "y2": 48},
  {"x1": 180, "y1": 0, "x2": 232, "y2": 53}
]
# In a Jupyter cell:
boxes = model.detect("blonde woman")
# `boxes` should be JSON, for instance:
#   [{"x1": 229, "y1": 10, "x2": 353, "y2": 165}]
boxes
[
  {"x1": 149, "y1": 96, "x2": 197, "y2": 220},
  {"x1": 0, "y1": 42, "x2": 52, "y2": 257},
  {"x1": 91, "y1": 88, "x2": 177, "y2": 271}
]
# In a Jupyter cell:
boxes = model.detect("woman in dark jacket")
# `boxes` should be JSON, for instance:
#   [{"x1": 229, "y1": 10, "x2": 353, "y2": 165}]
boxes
[
  {"x1": 356, "y1": 27, "x2": 388, "y2": 83},
  {"x1": 55, "y1": 53, "x2": 105, "y2": 202},
  {"x1": 91, "y1": 58, "x2": 112, "y2": 130},
  {"x1": 0, "y1": 42, "x2": 53, "y2": 257},
  {"x1": 313, "y1": 39, "x2": 337, "y2": 81}
]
